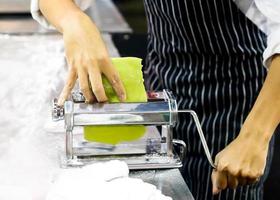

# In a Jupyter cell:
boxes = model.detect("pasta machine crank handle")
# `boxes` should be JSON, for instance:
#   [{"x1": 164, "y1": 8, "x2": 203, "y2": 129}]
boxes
[{"x1": 177, "y1": 110, "x2": 216, "y2": 169}]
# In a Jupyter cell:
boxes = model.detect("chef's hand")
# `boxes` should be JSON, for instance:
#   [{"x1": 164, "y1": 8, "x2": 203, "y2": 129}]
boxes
[
  {"x1": 57, "y1": 12, "x2": 126, "y2": 105},
  {"x1": 211, "y1": 120, "x2": 270, "y2": 194},
  {"x1": 210, "y1": 55, "x2": 280, "y2": 195}
]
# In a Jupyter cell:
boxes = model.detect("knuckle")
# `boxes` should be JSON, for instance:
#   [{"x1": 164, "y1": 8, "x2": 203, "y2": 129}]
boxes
[
  {"x1": 73, "y1": 58, "x2": 84, "y2": 67},
  {"x1": 111, "y1": 74, "x2": 121, "y2": 86},
  {"x1": 240, "y1": 171, "x2": 247, "y2": 178},
  {"x1": 88, "y1": 65, "x2": 99, "y2": 75},
  {"x1": 89, "y1": 57, "x2": 100, "y2": 66},
  {"x1": 96, "y1": 56, "x2": 108, "y2": 65},
  {"x1": 79, "y1": 56, "x2": 97, "y2": 67},
  {"x1": 247, "y1": 171, "x2": 256, "y2": 178},
  {"x1": 228, "y1": 167, "x2": 239, "y2": 176},
  {"x1": 250, "y1": 171, "x2": 262, "y2": 179},
  {"x1": 240, "y1": 169, "x2": 252, "y2": 178},
  {"x1": 250, "y1": 174, "x2": 258, "y2": 179},
  {"x1": 80, "y1": 59, "x2": 90, "y2": 67},
  {"x1": 217, "y1": 163, "x2": 227, "y2": 171}
]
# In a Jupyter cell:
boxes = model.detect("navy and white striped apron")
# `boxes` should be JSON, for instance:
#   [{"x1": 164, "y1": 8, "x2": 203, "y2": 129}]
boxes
[{"x1": 143, "y1": 0, "x2": 274, "y2": 200}]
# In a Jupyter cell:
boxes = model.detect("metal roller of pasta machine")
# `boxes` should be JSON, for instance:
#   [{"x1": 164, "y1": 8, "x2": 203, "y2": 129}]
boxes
[{"x1": 52, "y1": 90, "x2": 215, "y2": 169}]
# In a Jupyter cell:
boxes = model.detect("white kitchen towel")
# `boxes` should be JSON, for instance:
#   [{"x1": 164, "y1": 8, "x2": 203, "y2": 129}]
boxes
[
  {"x1": 46, "y1": 160, "x2": 172, "y2": 200},
  {"x1": 0, "y1": 186, "x2": 32, "y2": 200}
]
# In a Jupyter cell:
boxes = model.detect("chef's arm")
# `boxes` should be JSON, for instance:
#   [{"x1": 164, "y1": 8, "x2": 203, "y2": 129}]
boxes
[
  {"x1": 38, "y1": 0, "x2": 126, "y2": 105},
  {"x1": 39, "y1": 0, "x2": 82, "y2": 33},
  {"x1": 247, "y1": 55, "x2": 280, "y2": 137},
  {"x1": 211, "y1": 55, "x2": 280, "y2": 194}
]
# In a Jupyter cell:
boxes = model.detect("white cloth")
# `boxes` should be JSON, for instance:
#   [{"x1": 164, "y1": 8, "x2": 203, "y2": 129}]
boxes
[
  {"x1": 30, "y1": 0, "x2": 280, "y2": 67},
  {"x1": 46, "y1": 160, "x2": 172, "y2": 200},
  {"x1": 0, "y1": 186, "x2": 32, "y2": 200}
]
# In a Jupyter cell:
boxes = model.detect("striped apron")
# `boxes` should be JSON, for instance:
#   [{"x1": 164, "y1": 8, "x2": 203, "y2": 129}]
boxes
[{"x1": 143, "y1": 0, "x2": 274, "y2": 200}]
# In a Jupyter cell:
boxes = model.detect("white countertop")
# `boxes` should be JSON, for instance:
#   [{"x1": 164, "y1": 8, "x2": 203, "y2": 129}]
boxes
[{"x1": 0, "y1": 34, "x2": 119, "y2": 199}]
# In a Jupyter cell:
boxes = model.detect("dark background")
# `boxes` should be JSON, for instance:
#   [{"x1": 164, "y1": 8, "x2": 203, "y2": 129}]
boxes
[{"x1": 113, "y1": 1, "x2": 280, "y2": 199}]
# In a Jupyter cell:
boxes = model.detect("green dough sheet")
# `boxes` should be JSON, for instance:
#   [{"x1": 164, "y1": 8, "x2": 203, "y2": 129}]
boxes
[
  {"x1": 84, "y1": 57, "x2": 147, "y2": 145},
  {"x1": 102, "y1": 57, "x2": 147, "y2": 102},
  {"x1": 84, "y1": 125, "x2": 146, "y2": 145}
]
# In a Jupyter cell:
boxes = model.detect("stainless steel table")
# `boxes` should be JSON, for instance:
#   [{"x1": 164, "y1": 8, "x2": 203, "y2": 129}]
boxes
[
  {"x1": 0, "y1": 0, "x2": 30, "y2": 13},
  {"x1": 130, "y1": 169, "x2": 194, "y2": 200},
  {"x1": 0, "y1": 0, "x2": 131, "y2": 34},
  {"x1": 86, "y1": 0, "x2": 132, "y2": 33}
]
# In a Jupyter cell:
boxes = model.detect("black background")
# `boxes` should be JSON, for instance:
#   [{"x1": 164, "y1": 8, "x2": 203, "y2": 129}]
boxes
[{"x1": 113, "y1": 1, "x2": 280, "y2": 199}]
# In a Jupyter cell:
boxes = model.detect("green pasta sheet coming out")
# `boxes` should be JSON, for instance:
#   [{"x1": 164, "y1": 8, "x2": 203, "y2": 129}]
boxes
[
  {"x1": 84, "y1": 57, "x2": 148, "y2": 145},
  {"x1": 84, "y1": 125, "x2": 146, "y2": 145}
]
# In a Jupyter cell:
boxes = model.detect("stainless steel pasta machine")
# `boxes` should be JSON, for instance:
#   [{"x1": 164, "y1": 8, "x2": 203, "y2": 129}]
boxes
[{"x1": 52, "y1": 90, "x2": 215, "y2": 169}]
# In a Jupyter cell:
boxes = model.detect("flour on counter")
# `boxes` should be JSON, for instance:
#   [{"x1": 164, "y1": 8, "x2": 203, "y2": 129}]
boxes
[
  {"x1": 0, "y1": 34, "x2": 172, "y2": 200},
  {"x1": 0, "y1": 34, "x2": 118, "y2": 199}
]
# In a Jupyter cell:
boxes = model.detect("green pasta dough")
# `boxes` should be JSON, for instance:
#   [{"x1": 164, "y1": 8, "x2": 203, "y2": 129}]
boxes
[
  {"x1": 84, "y1": 125, "x2": 146, "y2": 145},
  {"x1": 84, "y1": 57, "x2": 147, "y2": 145}
]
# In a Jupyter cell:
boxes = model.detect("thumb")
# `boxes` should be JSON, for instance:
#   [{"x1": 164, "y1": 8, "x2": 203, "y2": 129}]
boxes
[{"x1": 211, "y1": 170, "x2": 228, "y2": 195}]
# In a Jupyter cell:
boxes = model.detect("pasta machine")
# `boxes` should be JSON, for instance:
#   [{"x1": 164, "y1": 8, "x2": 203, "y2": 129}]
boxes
[{"x1": 52, "y1": 90, "x2": 215, "y2": 169}]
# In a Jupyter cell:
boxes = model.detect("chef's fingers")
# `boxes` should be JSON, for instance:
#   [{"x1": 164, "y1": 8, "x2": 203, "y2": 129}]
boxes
[
  {"x1": 99, "y1": 58, "x2": 126, "y2": 102},
  {"x1": 58, "y1": 67, "x2": 77, "y2": 106},
  {"x1": 78, "y1": 67, "x2": 95, "y2": 103},
  {"x1": 227, "y1": 174, "x2": 239, "y2": 189},
  {"x1": 88, "y1": 64, "x2": 108, "y2": 102},
  {"x1": 212, "y1": 170, "x2": 227, "y2": 195}
]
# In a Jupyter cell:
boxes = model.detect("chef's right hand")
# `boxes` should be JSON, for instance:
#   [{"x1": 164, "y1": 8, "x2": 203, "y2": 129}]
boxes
[{"x1": 58, "y1": 12, "x2": 126, "y2": 105}]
